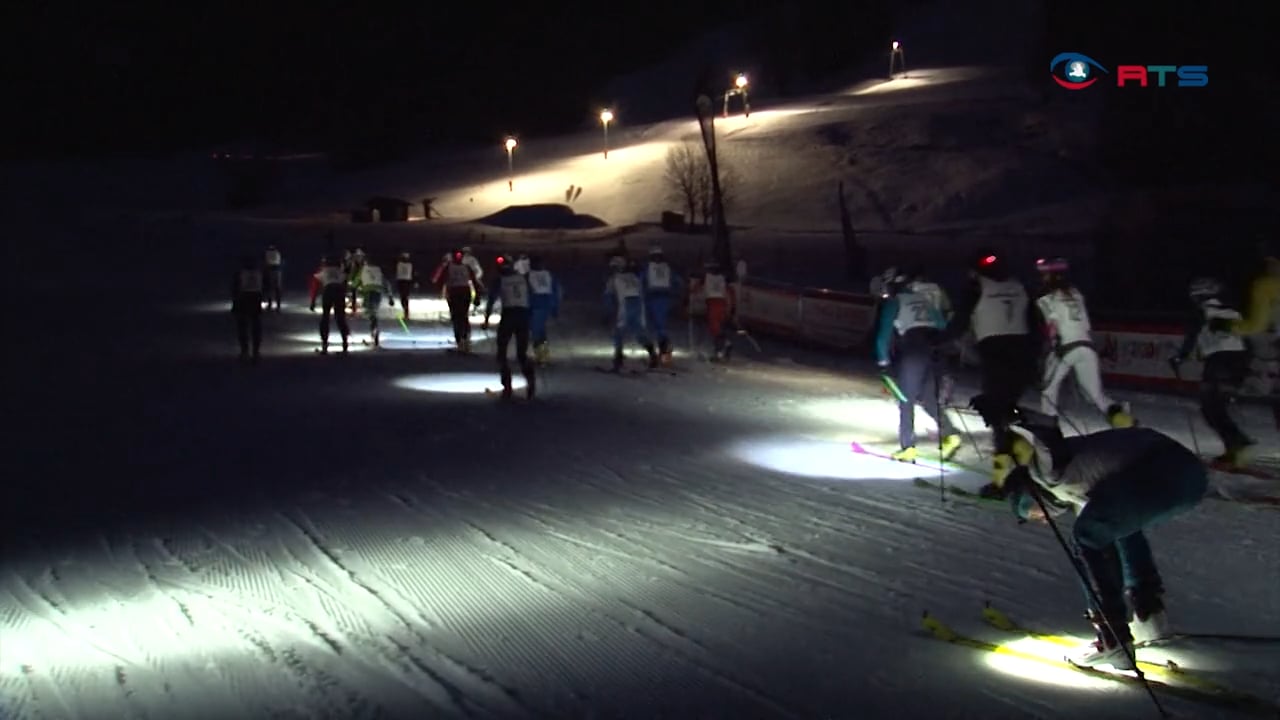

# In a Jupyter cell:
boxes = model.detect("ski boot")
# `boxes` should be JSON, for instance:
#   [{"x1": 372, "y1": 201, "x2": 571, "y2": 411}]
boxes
[
  {"x1": 978, "y1": 453, "x2": 1015, "y2": 499},
  {"x1": 372, "y1": 329, "x2": 381, "y2": 348},
  {"x1": 1073, "y1": 609, "x2": 1136, "y2": 670},
  {"x1": 1126, "y1": 585, "x2": 1170, "y2": 645},
  {"x1": 525, "y1": 364, "x2": 536, "y2": 400},
  {"x1": 645, "y1": 343, "x2": 659, "y2": 370},
  {"x1": 610, "y1": 349, "x2": 624, "y2": 373},
  {"x1": 341, "y1": 337, "x2": 349, "y2": 354},
  {"x1": 1106, "y1": 403, "x2": 1136, "y2": 428},
  {"x1": 939, "y1": 434, "x2": 963, "y2": 461},
  {"x1": 891, "y1": 446, "x2": 918, "y2": 463}
]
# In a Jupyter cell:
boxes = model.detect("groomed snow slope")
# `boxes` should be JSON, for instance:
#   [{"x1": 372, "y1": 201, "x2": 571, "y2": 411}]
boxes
[{"x1": 4, "y1": 218, "x2": 1278, "y2": 720}]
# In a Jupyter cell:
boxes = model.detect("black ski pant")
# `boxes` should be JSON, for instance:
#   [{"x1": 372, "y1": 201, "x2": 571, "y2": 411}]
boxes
[
  {"x1": 234, "y1": 293, "x2": 262, "y2": 356},
  {"x1": 495, "y1": 309, "x2": 533, "y2": 390},
  {"x1": 894, "y1": 332, "x2": 956, "y2": 448},
  {"x1": 320, "y1": 286, "x2": 350, "y2": 348},
  {"x1": 446, "y1": 287, "x2": 473, "y2": 345},
  {"x1": 397, "y1": 280, "x2": 413, "y2": 318},
  {"x1": 1201, "y1": 350, "x2": 1250, "y2": 450},
  {"x1": 976, "y1": 333, "x2": 1036, "y2": 452},
  {"x1": 264, "y1": 267, "x2": 282, "y2": 309}
]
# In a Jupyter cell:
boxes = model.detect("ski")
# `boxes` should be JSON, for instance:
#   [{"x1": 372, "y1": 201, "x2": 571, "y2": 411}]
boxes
[
  {"x1": 1207, "y1": 460, "x2": 1280, "y2": 482},
  {"x1": 850, "y1": 442, "x2": 974, "y2": 474},
  {"x1": 446, "y1": 348, "x2": 478, "y2": 356},
  {"x1": 978, "y1": 603, "x2": 1277, "y2": 708},
  {"x1": 921, "y1": 612, "x2": 1279, "y2": 716},
  {"x1": 911, "y1": 477, "x2": 1005, "y2": 504}
]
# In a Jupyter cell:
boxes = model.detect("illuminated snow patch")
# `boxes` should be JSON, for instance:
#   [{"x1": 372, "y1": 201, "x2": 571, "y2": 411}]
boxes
[
  {"x1": 728, "y1": 437, "x2": 956, "y2": 481},
  {"x1": 982, "y1": 636, "x2": 1114, "y2": 690},
  {"x1": 377, "y1": 332, "x2": 457, "y2": 349},
  {"x1": 282, "y1": 332, "x2": 373, "y2": 353},
  {"x1": 393, "y1": 373, "x2": 526, "y2": 394}
]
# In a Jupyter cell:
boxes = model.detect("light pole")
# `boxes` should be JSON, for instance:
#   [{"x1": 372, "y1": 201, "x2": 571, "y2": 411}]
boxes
[
  {"x1": 723, "y1": 73, "x2": 750, "y2": 118},
  {"x1": 599, "y1": 109, "x2": 613, "y2": 159},
  {"x1": 504, "y1": 136, "x2": 517, "y2": 191},
  {"x1": 889, "y1": 40, "x2": 906, "y2": 78}
]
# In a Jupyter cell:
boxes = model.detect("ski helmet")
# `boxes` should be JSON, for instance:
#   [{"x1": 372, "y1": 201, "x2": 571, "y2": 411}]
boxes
[
  {"x1": 400, "y1": 251, "x2": 410, "y2": 260},
  {"x1": 608, "y1": 255, "x2": 626, "y2": 271},
  {"x1": 878, "y1": 266, "x2": 907, "y2": 297},
  {"x1": 1188, "y1": 277, "x2": 1221, "y2": 300},
  {"x1": 649, "y1": 245, "x2": 664, "y2": 257},
  {"x1": 1035, "y1": 257, "x2": 1069, "y2": 274}
]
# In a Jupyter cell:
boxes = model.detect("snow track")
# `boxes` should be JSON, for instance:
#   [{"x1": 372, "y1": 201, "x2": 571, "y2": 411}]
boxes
[{"x1": 8, "y1": 255, "x2": 1279, "y2": 719}]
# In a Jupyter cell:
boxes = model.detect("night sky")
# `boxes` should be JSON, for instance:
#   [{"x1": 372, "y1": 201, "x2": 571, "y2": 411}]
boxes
[{"x1": 8, "y1": 0, "x2": 1273, "y2": 185}]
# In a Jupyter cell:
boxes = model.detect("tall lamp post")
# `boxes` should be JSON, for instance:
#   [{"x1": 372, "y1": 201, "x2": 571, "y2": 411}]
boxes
[
  {"x1": 599, "y1": 109, "x2": 613, "y2": 159},
  {"x1": 889, "y1": 41, "x2": 906, "y2": 78},
  {"x1": 723, "y1": 73, "x2": 750, "y2": 118},
  {"x1": 504, "y1": 137, "x2": 517, "y2": 191}
]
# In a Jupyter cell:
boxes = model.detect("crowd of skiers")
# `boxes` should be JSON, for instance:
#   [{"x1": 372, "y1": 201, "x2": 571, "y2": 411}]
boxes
[{"x1": 871, "y1": 238, "x2": 1278, "y2": 669}]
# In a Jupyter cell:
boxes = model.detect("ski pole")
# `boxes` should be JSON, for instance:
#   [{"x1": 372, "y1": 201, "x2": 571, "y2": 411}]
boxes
[
  {"x1": 398, "y1": 309, "x2": 410, "y2": 335},
  {"x1": 1026, "y1": 486, "x2": 1169, "y2": 718},
  {"x1": 881, "y1": 373, "x2": 908, "y2": 403},
  {"x1": 935, "y1": 372, "x2": 945, "y2": 503},
  {"x1": 1169, "y1": 362, "x2": 1201, "y2": 456}
]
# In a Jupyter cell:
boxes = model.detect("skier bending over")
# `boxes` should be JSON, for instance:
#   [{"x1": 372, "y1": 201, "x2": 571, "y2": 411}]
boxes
[{"x1": 985, "y1": 406, "x2": 1205, "y2": 668}]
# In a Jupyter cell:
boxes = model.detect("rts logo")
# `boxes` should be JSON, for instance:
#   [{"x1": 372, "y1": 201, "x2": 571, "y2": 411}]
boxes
[{"x1": 1050, "y1": 52, "x2": 1208, "y2": 90}]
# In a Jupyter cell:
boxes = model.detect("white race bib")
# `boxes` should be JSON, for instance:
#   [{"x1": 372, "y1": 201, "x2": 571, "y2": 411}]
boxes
[
  {"x1": 647, "y1": 262, "x2": 671, "y2": 290},
  {"x1": 972, "y1": 277, "x2": 1028, "y2": 341},
  {"x1": 500, "y1": 275, "x2": 530, "y2": 308},
  {"x1": 893, "y1": 291, "x2": 936, "y2": 333},
  {"x1": 703, "y1": 273, "x2": 726, "y2": 299},
  {"x1": 238, "y1": 269, "x2": 263, "y2": 293},
  {"x1": 264, "y1": 249, "x2": 281, "y2": 266},
  {"x1": 1199, "y1": 304, "x2": 1245, "y2": 356},
  {"x1": 1037, "y1": 289, "x2": 1091, "y2": 345},
  {"x1": 614, "y1": 273, "x2": 641, "y2": 299},
  {"x1": 528, "y1": 269, "x2": 553, "y2": 295},
  {"x1": 446, "y1": 263, "x2": 472, "y2": 287},
  {"x1": 360, "y1": 265, "x2": 384, "y2": 287},
  {"x1": 396, "y1": 261, "x2": 413, "y2": 281},
  {"x1": 320, "y1": 267, "x2": 344, "y2": 286}
]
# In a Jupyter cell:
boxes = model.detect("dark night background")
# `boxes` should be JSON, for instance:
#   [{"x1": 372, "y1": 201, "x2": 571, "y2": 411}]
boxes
[{"x1": 9, "y1": 1, "x2": 1273, "y2": 184}]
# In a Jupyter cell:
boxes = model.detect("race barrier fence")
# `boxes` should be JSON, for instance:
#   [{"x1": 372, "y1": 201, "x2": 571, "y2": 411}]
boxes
[{"x1": 690, "y1": 277, "x2": 1277, "y2": 399}]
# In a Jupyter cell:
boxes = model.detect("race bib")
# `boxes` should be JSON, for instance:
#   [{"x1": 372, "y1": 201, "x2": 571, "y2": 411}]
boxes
[
  {"x1": 447, "y1": 264, "x2": 471, "y2": 286},
  {"x1": 501, "y1": 276, "x2": 530, "y2": 307},
  {"x1": 615, "y1": 273, "x2": 641, "y2": 299},
  {"x1": 264, "y1": 249, "x2": 281, "y2": 266},
  {"x1": 360, "y1": 265, "x2": 383, "y2": 287},
  {"x1": 647, "y1": 262, "x2": 671, "y2": 289},
  {"x1": 703, "y1": 273, "x2": 726, "y2": 298},
  {"x1": 528, "y1": 269, "x2": 553, "y2": 295},
  {"x1": 396, "y1": 262, "x2": 413, "y2": 281},
  {"x1": 894, "y1": 294, "x2": 934, "y2": 332},
  {"x1": 238, "y1": 270, "x2": 263, "y2": 293},
  {"x1": 320, "y1": 267, "x2": 343, "y2": 286}
]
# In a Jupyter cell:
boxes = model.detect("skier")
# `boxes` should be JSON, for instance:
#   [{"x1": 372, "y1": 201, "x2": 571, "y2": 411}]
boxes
[
  {"x1": 231, "y1": 255, "x2": 264, "y2": 362},
  {"x1": 526, "y1": 255, "x2": 561, "y2": 365},
  {"x1": 1034, "y1": 257, "x2": 1134, "y2": 427},
  {"x1": 263, "y1": 244, "x2": 283, "y2": 311},
  {"x1": 984, "y1": 407, "x2": 1205, "y2": 665},
  {"x1": 316, "y1": 255, "x2": 350, "y2": 354},
  {"x1": 394, "y1": 251, "x2": 415, "y2": 319},
  {"x1": 874, "y1": 266, "x2": 962, "y2": 462},
  {"x1": 461, "y1": 245, "x2": 484, "y2": 312},
  {"x1": 702, "y1": 259, "x2": 735, "y2": 361},
  {"x1": 641, "y1": 245, "x2": 682, "y2": 365},
  {"x1": 948, "y1": 251, "x2": 1038, "y2": 497},
  {"x1": 1170, "y1": 277, "x2": 1253, "y2": 468},
  {"x1": 357, "y1": 259, "x2": 394, "y2": 348},
  {"x1": 432, "y1": 249, "x2": 484, "y2": 352},
  {"x1": 347, "y1": 248, "x2": 367, "y2": 312},
  {"x1": 484, "y1": 254, "x2": 536, "y2": 399},
  {"x1": 1217, "y1": 238, "x2": 1280, "y2": 431},
  {"x1": 603, "y1": 255, "x2": 658, "y2": 371}
]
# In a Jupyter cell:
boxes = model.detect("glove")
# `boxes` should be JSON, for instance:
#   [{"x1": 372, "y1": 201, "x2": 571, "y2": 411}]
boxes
[
  {"x1": 1207, "y1": 317, "x2": 1233, "y2": 333},
  {"x1": 876, "y1": 358, "x2": 890, "y2": 369},
  {"x1": 388, "y1": 298, "x2": 395, "y2": 307}
]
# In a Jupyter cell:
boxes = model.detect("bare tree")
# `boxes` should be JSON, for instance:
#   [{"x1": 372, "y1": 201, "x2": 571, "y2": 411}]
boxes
[
  {"x1": 664, "y1": 142, "x2": 701, "y2": 226},
  {"x1": 695, "y1": 152, "x2": 737, "y2": 227}
]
